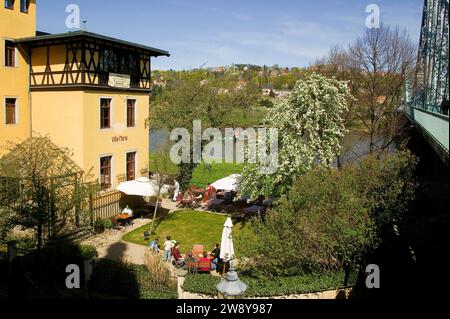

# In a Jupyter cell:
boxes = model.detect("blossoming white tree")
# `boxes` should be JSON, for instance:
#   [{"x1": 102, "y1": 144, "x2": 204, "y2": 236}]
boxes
[{"x1": 240, "y1": 73, "x2": 353, "y2": 199}]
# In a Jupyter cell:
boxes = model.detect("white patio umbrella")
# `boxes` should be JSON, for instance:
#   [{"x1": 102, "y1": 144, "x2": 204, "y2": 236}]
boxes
[
  {"x1": 116, "y1": 177, "x2": 170, "y2": 196},
  {"x1": 220, "y1": 217, "x2": 235, "y2": 263},
  {"x1": 211, "y1": 174, "x2": 241, "y2": 192}
]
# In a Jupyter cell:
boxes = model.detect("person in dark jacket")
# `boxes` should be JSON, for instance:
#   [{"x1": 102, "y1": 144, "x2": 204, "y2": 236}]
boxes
[{"x1": 210, "y1": 243, "x2": 220, "y2": 271}]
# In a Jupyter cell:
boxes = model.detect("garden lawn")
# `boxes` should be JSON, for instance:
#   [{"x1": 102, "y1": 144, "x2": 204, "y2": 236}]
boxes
[
  {"x1": 123, "y1": 210, "x2": 250, "y2": 255},
  {"x1": 191, "y1": 162, "x2": 244, "y2": 189}
]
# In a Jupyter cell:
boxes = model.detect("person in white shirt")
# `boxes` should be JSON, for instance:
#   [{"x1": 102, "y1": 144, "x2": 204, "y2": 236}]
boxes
[
  {"x1": 163, "y1": 236, "x2": 174, "y2": 262},
  {"x1": 173, "y1": 180, "x2": 181, "y2": 202},
  {"x1": 122, "y1": 205, "x2": 133, "y2": 217}
]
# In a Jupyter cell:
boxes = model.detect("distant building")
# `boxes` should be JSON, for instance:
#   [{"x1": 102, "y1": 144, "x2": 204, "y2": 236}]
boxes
[
  {"x1": 217, "y1": 88, "x2": 230, "y2": 95},
  {"x1": 235, "y1": 80, "x2": 248, "y2": 91},
  {"x1": 153, "y1": 75, "x2": 167, "y2": 88},
  {"x1": 273, "y1": 90, "x2": 292, "y2": 99},
  {"x1": 262, "y1": 85, "x2": 291, "y2": 99},
  {"x1": 207, "y1": 67, "x2": 226, "y2": 73},
  {"x1": 377, "y1": 96, "x2": 387, "y2": 104}
]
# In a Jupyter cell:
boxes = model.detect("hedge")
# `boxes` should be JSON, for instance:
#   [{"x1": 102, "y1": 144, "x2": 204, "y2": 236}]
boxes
[{"x1": 182, "y1": 271, "x2": 358, "y2": 297}]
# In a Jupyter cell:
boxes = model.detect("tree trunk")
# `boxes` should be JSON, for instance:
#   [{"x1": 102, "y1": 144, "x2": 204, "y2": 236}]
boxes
[
  {"x1": 37, "y1": 221, "x2": 42, "y2": 251},
  {"x1": 150, "y1": 188, "x2": 161, "y2": 234}
]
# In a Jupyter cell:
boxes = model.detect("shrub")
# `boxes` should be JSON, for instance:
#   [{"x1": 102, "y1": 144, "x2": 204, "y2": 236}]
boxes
[
  {"x1": 94, "y1": 220, "x2": 105, "y2": 231},
  {"x1": 103, "y1": 219, "x2": 113, "y2": 230},
  {"x1": 143, "y1": 249, "x2": 172, "y2": 288},
  {"x1": 236, "y1": 151, "x2": 417, "y2": 277},
  {"x1": 80, "y1": 244, "x2": 98, "y2": 260},
  {"x1": 182, "y1": 271, "x2": 357, "y2": 297}
]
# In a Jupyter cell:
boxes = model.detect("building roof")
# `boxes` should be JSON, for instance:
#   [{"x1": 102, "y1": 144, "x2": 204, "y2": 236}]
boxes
[{"x1": 15, "y1": 30, "x2": 170, "y2": 57}]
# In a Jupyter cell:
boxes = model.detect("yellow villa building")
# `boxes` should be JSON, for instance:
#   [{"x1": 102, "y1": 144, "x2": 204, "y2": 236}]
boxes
[{"x1": 1, "y1": 1, "x2": 169, "y2": 191}]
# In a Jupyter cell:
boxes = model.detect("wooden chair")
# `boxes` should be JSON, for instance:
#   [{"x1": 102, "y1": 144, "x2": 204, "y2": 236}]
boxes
[
  {"x1": 192, "y1": 245, "x2": 204, "y2": 258},
  {"x1": 185, "y1": 259, "x2": 198, "y2": 275},
  {"x1": 197, "y1": 259, "x2": 212, "y2": 274}
]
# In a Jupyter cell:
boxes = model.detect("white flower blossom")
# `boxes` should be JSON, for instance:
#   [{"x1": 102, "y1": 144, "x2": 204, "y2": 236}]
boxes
[{"x1": 240, "y1": 73, "x2": 353, "y2": 198}]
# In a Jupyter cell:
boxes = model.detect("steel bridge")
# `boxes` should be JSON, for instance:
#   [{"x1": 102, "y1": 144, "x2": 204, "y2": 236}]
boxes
[{"x1": 403, "y1": 0, "x2": 449, "y2": 165}]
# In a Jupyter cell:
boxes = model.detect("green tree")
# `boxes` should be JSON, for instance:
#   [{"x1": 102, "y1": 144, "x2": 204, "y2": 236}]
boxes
[
  {"x1": 0, "y1": 137, "x2": 92, "y2": 250},
  {"x1": 240, "y1": 73, "x2": 353, "y2": 199},
  {"x1": 149, "y1": 142, "x2": 179, "y2": 234},
  {"x1": 236, "y1": 151, "x2": 417, "y2": 278}
]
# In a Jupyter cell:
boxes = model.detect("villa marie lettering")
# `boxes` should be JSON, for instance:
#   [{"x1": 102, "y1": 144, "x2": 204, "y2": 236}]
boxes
[{"x1": 0, "y1": 1, "x2": 169, "y2": 191}]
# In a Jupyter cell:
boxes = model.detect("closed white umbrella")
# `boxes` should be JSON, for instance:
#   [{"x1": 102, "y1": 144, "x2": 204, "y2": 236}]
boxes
[
  {"x1": 211, "y1": 174, "x2": 241, "y2": 192},
  {"x1": 220, "y1": 217, "x2": 235, "y2": 262},
  {"x1": 216, "y1": 217, "x2": 247, "y2": 298}
]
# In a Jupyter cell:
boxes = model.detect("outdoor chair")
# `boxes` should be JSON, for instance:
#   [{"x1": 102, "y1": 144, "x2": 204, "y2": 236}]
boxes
[
  {"x1": 192, "y1": 245, "x2": 204, "y2": 258},
  {"x1": 223, "y1": 191, "x2": 234, "y2": 204},
  {"x1": 185, "y1": 260, "x2": 198, "y2": 275},
  {"x1": 197, "y1": 260, "x2": 212, "y2": 274},
  {"x1": 172, "y1": 257, "x2": 185, "y2": 269}
]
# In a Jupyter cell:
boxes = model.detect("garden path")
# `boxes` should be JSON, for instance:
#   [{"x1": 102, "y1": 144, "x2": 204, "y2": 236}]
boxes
[{"x1": 81, "y1": 198, "x2": 179, "y2": 265}]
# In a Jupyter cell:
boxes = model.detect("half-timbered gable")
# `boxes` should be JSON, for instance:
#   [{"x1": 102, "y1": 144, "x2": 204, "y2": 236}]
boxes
[{"x1": 16, "y1": 31, "x2": 169, "y2": 92}]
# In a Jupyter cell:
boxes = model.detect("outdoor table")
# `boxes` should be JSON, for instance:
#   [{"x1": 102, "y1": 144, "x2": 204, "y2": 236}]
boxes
[
  {"x1": 114, "y1": 213, "x2": 133, "y2": 226},
  {"x1": 208, "y1": 199, "x2": 225, "y2": 206},
  {"x1": 244, "y1": 205, "x2": 265, "y2": 214}
]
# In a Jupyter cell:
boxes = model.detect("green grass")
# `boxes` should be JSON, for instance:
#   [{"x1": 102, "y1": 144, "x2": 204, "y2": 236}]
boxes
[
  {"x1": 223, "y1": 107, "x2": 268, "y2": 127},
  {"x1": 149, "y1": 155, "x2": 244, "y2": 189},
  {"x1": 191, "y1": 162, "x2": 244, "y2": 189},
  {"x1": 123, "y1": 210, "x2": 250, "y2": 255}
]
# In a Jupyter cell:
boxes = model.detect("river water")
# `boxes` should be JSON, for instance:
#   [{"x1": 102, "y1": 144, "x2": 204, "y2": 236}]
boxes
[{"x1": 149, "y1": 129, "x2": 397, "y2": 166}]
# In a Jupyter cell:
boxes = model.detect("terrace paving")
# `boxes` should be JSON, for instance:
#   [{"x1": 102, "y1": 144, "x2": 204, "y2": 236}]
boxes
[{"x1": 81, "y1": 198, "x2": 179, "y2": 265}]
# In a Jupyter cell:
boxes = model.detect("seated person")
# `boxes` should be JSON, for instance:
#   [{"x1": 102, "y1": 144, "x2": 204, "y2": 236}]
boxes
[
  {"x1": 149, "y1": 237, "x2": 160, "y2": 251},
  {"x1": 249, "y1": 195, "x2": 265, "y2": 206},
  {"x1": 191, "y1": 194, "x2": 203, "y2": 208},
  {"x1": 223, "y1": 191, "x2": 234, "y2": 202},
  {"x1": 122, "y1": 205, "x2": 133, "y2": 217},
  {"x1": 172, "y1": 243, "x2": 185, "y2": 266},
  {"x1": 198, "y1": 252, "x2": 211, "y2": 272},
  {"x1": 262, "y1": 197, "x2": 274, "y2": 207},
  {"x1": 185, "y1": 252, "x2": 198, "y2": 273},
  {"x1": 210, "y1": 243, "x2": 220, "y2": 271},
  {"x1": 185, "y1": 252, "x2": 197, "y2": 263}
]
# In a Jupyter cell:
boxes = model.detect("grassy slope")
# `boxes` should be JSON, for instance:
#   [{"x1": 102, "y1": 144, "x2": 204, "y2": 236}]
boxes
[
  {"x1": 191, "y1": 162, "x2": 244, "y2": 189},
  {"x1": 123, "y1": 210, "x2": 250, "y2": 255}
]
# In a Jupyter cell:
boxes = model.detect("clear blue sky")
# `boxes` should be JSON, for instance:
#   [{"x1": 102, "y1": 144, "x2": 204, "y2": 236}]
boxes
[{"x1": 37, "y1": 0, "x2": 424, "y2": 70}]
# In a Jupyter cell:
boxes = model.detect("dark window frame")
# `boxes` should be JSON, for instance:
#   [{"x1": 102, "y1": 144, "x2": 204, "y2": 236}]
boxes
[
  {"x1": 127, "y1": 99, "x2": 136, "y2": 127},
  {"x1": 5, "y1": 98, "x2": 17, "y2": 125},
  {"x1": 126, "y1": 152, "x2": 136, "y2": 181},
  {"x1": 4, "y1": 0, "x2": 14, "y2": 10},
  {"x1": 4, "y1": 40, "x2": 16, "y2": 67},
  {"x1": 100, "y1": 98, "x2": 111, "y2": 129},
  {"x1": 20, "y1": 0, "x2": 28, "y2": 13},
  {"x1": 100, "y1": 156, "x2": 113, "y2": 191}
]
